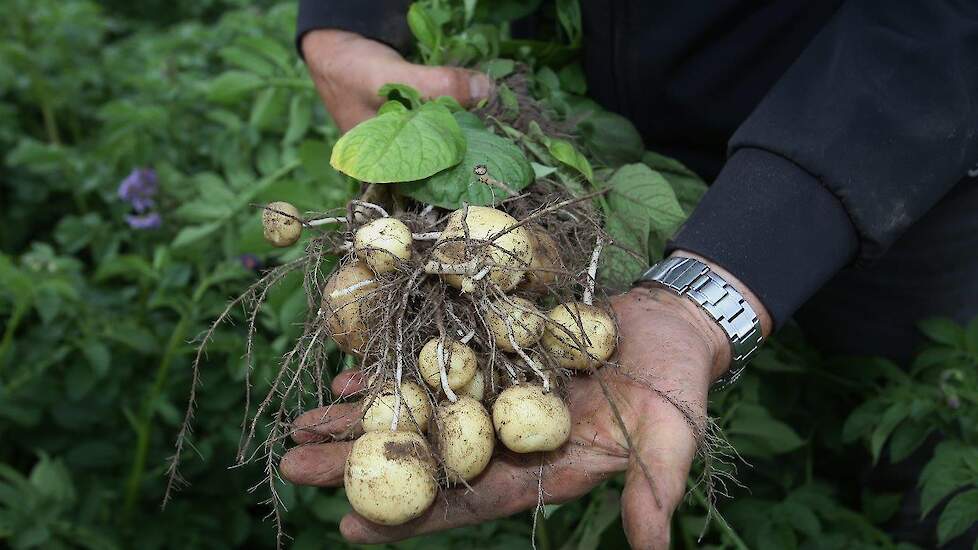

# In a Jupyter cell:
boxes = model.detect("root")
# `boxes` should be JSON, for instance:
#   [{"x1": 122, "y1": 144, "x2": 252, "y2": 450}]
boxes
[{"x1": 583, "y1": 237, "x2": 603, "y2": 306}]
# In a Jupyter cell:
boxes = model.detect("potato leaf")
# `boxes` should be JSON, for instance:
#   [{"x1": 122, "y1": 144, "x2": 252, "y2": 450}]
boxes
[
  {"x1": 599, "y1": 163, "x2": 685, "y2": 289},
  {"x1": 546, "y1": 138, "x2": 593, "y2": 182},
  {"x1": 330, "y1": 102, "x2": 465, "y2": 183},
  {"x1": 401, "y1": 125, "x2": 533, "y2": 208}
]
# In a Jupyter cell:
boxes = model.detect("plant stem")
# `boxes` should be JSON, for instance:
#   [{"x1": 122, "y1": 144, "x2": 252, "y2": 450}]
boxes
[
  {"x1": 121, "y1": 313, "x2": 191, "y2": 520},
  {"x1": 689, "y1": 484, "x2": 749, "y2": 550},
  {"x1": 0, "y1": 299, "x2": 30, "y2": 372}
]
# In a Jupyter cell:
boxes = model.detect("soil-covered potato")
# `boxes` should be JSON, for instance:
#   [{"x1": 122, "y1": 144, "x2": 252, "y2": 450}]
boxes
[
  {"x1": 486, "y1": 297, "x2": 545, "y2": 352},
  {"x1": 492, "y1": 384, "x2": 571, "y2": 453},
  {"x1": 354, "y1": 217, "x2": 413, "y2": 274},
  {"x1": 344, "y1": 430, "x2": 437, "y2": 525},
  {"x1": 262, "y1": 201, "x2": 302, "y2": 247},
  {"x1": 417, "y1": 338, "x2": 478, "y2": 390},
  {"x1": 458, "y1": 369, "x2": 485, "y2": 401},
  {"x1": 541, "y1": 302, "x2": 617, "y2": 370},
  {"x1": 322, "y1": 261, "x2": 377, "y2": 355},
  {"x1": 434, "y1": 397, "x2": 494, "y2": 481},
  {"x1": 433, "y1": 206, "x2": 533, "y2": 292},
  {"x1": 362, "y1": 381, "x2": 432, "y2": 433}
]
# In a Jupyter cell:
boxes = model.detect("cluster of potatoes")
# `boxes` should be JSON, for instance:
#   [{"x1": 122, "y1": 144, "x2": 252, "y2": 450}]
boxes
[{"x1": 263, "y1": 202, "x2": 618, "y2": 526}]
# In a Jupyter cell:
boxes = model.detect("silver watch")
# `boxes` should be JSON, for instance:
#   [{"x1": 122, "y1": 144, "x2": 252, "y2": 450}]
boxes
[{"x1": 636, "y1": 256, "x2": 763, "y2": 389}]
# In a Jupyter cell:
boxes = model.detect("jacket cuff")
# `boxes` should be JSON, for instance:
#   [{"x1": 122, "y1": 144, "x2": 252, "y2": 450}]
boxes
[
  {"x1": 296, "y1": 0, "x2": 414, "y2": 58},
  {"x1": 667, "y1": 148, "x2": 858, "y2": 328}
]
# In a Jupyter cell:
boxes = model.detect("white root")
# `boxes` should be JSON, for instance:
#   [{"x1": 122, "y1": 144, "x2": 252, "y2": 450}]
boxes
[
  {"x1": 424, "y1": 257, "x2": 479, "y2": 276},
  {"x1": 436, "y1": 336, "x2": 459, "y2": 402},
  {"x1": 411, "y1": 232, "x2": 442, "y2": 241},
  {"x1": 583, "y1": 237, "x2": 604, "y2": 306},
  {"x1": 488, "y1": 300, "x2": 550, "y2": 392},
  {"x1": 329, "y1": 278, "x2": 376, "y2": 299},
  {"x1": 306, "y1": 216, "x2": 348, "y2": 227},
  {"x1": 460, "y1": 330, "x2": 475, "y2": 345},
  {"x1": 472, "y1": 265, "x2": 492, "y2": 282},
  {"x1": 350, "y1": 200, "x2": 390, "y2": 218}
]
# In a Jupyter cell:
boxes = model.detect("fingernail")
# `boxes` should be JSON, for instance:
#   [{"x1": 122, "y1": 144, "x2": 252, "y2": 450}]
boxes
[{"x1": 469, "y1": 73, "x2": 491, "y2": 103}]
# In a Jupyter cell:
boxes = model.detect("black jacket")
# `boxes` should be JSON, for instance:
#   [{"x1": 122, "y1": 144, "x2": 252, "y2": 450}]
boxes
[{"x1": 296, "y1": 0, "x2": 978, "y2": 328}]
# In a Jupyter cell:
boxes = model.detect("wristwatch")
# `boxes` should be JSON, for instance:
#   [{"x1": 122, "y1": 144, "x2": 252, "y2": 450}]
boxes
[{"x1": 636, "y1": 256, "x2": 763, "y2": 389}]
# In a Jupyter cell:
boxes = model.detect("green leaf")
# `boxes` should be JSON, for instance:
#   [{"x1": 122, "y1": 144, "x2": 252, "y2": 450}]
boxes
[
  {"x1": 172, "y1": 222, "x2": 222, "y2": 248},
  {"x1": 29, "y1": 455, "x2": 75, "y2": 504},
  {"x1": 781, "y1": 500, "x2": 821, "y2": 537},
  {"x1": 727, "y1": 404, "x2": 805, "y2": 456},
  {"x1": 378, "y1": 83, "x2": 422, "y2": 109},
  {"x1": 80, "y1": 339, "x2": 111, "y2": 377},
  {"x1": 918, "y1": 317, "x2": 965, "y2": 348},
  {"x1": 377, "y1": 100, "x2": 409, "y2": 116},
  {"x1": 330, "y1": 102, "x2": 465, "y2": 183},
  {"x1": 283, "y1": 94, "x2": 312, "y2": 144},
  {"x1": 642, "y1": 151, "x2": 708, "y2": 214},
  {"x1": 206, "y1": 70, "x2": 265, "y2": 103},
  {"x1": 888, "y1": 420, "x2": 934, "y2": 463},
  {"x1": 546, "y1": 139, "x2": 593, "y2": 182},
  {"x1": 861, "y1": 490, "x2": 903, "y2": 524},
  {"x1": 407, "y1": 3, "x2": 440, "y2": 49},
  {"x1": 599, "y1": 164, "x2": 685, "y2": 288},
  {"x1": 870, "y1": 402, "x2": 910, "y2": 464},
  {"x1": 531, "y1": 162, "x2": 557, "y2": 178},
  {"x1": 400, "y1": 126, "x2": 533, "y2": 208},
  {"x1": 920, "y1": 442, "x2": 977, "y2": 517},
  {"x1": 938, "y1": 489, "x2": 978, "y2": 545},
  {"x1": 485, "y1": 58, "x2": 515, "y2": 79},
  {"x1": 453, "y1": 110, "x2": 486, "y2": 130},
  {"x1": 299, "y1": 140, "x2": 334, "y2": 180},
  {"x1": 579, "y1": 109, "x2": 644, "y2": 167}
]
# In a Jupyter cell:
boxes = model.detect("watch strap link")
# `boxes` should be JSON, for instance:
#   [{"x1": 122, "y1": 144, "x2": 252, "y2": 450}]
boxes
[{"x1": 639, "y1": 257, "x2": 763, "y2": 389}]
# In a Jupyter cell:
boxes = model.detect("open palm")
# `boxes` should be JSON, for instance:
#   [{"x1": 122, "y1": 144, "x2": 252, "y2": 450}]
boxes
[{"x1": 281, "y1": 288, "x2": 718, "y2": 549}]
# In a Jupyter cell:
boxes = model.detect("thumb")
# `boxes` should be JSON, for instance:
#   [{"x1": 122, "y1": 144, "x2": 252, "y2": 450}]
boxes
[
  {"x1": 394, "y1": 65, "x2": 492, "y2": 107},
  {"x1": 619, "y1": 414, "x2": 697, "y2": 550}
]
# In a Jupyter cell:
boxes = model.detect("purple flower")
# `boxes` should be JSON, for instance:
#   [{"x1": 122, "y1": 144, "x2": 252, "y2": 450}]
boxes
[
  {"x1": 118, "y1": 168, "x2": 158, "y2": 213},
  {"x1": 239, "y1": 254, "x2": 263, "y2": 271},
  {"x1": 947, "y1": 395, "x2": 961, "y2": 410},
  {"x1": 125, "y1": 212, "x2": 162, "y2": 230}
]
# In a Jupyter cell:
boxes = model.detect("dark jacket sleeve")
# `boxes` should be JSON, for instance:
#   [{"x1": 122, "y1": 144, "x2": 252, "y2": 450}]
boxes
[
  {"x1": 669, "y1": 0, "x2": 978, "y2": 328},
  {"x1": 296, "y1": 0, "x2": 413, "y2": 56}
]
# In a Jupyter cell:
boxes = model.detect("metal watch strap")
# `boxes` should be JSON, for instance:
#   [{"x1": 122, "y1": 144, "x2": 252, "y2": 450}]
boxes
[{"x1": 637, "y1": 257, "x2": 763, "y2": 389}]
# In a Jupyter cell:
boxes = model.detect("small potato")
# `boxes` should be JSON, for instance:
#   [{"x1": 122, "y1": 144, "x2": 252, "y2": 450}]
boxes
[
  {"x1": 417, "y1": 338, "x2": 477, "y2": 391},
  {"x1": 433, "y1": 206, "x2": 532, "y2": 292},
  {"x1": 345, "y1": 430, "x2": 437, "y2": 525},
  {"x1": 458, "y1": 369, "x2": 485, "y2": 402},
  {"x1": 362, "y1": 381, "x2": 432, "y2": 433},
  {"x1": 434, "y1": 397, "x2": 494, "y2": 481},
  {"x1": 541, "y1": 302, "x2": 617, "y2": 370},
  {"x1": 486, "y1": 297, "x2": 545, "y2": 352},
  {"x1": 523, "y1": 229, "x2": 562, "y2": 292},
  {"x1": 322, "y1": 262, "x2": 377, "y2": 355},
  {"x1": 262, "y1": 201, "x2": 302, "y2": 247},
  {"x1": 354, "y1": 217, "x2": 412, "y2": 274},
  {"x1": 492, "y1": 384, "x2": 571, "y2": 453}
]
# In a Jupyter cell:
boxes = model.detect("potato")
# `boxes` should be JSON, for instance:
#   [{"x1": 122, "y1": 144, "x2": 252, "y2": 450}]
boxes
[
  {"x1": 523, "y1": 229, "x2": 562, "y2": 292},
  {"x1": 492, "y1": 384, "x2": 571, "y2": 453},
  {"x1": 354, "y1": 217, "x2": 412, "y2": 274},
  {"x1": 344, "y1": 430, "x2": 437, "y2": 525},
  {"x1": 262, "y1": 201, "x2": 302, "y2": 247},
  {"x1": 486, "y1": 297, "x2": 545, "y2": 352},
  {"x1": 362, "y1": 381, "x2": 431, "y2": 433},
  {"x1": 417, "y1": 338, "x2": 477, "y2": 390},
  {"x1": 541, "y1": 302, "x2": 617, "y2": 370},
  {"x1": 433, "y1": 206, "x2": 532, "y2": 292},
  {"x1": 434, "y1": 397, "x2": 494, "y2": 481},
  {"x1": 322, "y1": 261, "x2": 377, "y2": 355},
  {"x1": 458, "y1": 369, "x2": 485, "y2": 402}
]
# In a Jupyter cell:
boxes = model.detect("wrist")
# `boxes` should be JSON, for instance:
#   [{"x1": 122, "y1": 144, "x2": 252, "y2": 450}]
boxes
[
  {"x1": 300, "y1": 29, "x2": 362, "y2": 62},
  {"x1": 629, "y1": 285, "x2": 732, "y2": 382}
]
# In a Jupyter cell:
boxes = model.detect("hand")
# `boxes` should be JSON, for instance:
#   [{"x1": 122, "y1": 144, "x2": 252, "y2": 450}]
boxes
[
  {"x1": 280, "y1": 283, "x2": 743, "y2": 549},
  {"x1": 301, "y1": 30, "x2": 492, "y2": 132}
]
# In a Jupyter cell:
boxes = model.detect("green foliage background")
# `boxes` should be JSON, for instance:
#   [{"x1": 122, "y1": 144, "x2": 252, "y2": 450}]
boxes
[{"x1": 0, "y1": 1, "x2": 975, "y2": 549}]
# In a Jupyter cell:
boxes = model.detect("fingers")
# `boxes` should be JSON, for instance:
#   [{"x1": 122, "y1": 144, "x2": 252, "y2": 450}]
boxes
[
  {"x1": 291, "y1": 402, "x2": 362, "y2": 444},
  {"x1": 340, "y1": 445, "x2": 616, "y2": 544},
  {"x1": 389, "y1": 65, "x2": 492, "y2": 107},
  {"x1": 280, "y1": 441, "x2": 353, "y2": 487},
  {"x1": 619, "y1": 411, "x2": 698, "y2": 550}
]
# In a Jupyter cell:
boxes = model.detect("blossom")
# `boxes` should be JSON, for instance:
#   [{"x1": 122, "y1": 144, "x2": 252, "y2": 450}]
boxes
[
  {"x1": 117, "y1": 168, "x2": 158, "y2": 213},
  {"x1": 125, "y1": 212, "x2": 162, "y2": 230},
  {"x1": 239, "y1": 254, "x2": 263, "y2": 271}
]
